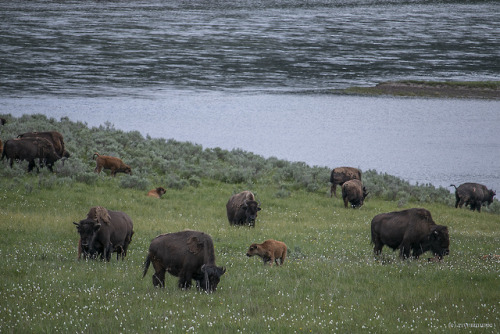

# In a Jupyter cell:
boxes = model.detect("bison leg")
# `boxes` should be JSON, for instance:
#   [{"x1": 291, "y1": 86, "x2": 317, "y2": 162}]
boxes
[
  {"x1": 331, "y1": 184, "x2": 337, "y2": 197},
  {"x1": 399, "y1": 243, "x2": 411, "y2": 259},
  {"x1": 151, "y1": 260, "x2": 166, "y2": 287},
  {"x1": 343, "y1": 197, "x2": 349, "y2": 208},
  {"x1": 178, "y1": 271, "x2": 193, "y2": 289}
]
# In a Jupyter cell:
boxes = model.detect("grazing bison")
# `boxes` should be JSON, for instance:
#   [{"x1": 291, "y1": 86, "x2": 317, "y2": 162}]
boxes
[
  {"x1": 246, "y1": 239, "x2": 287, "y2": 266},
  {"x1": 371, "y1": 208, "x2": 450, "y2": 260},
  {"x1": 1, "y1": 137, "x2": 61, "y2": 172},
  {"x1": 341, "y1": 179, "x2": 368, "y2": 208},
  {"x1": 147, "y1": 187, "x2": 166, "y2": 198},
  {"x1": 143, "y1": 230, "x2": 226, "y2": 292},
  {"x1": 93, "y1": 153, "x2": 132, "y2": 177},
  {"x1": 330, "y1": 167, "x2": 362, "y2": 197},
  {"x1": 226, "y1": 191, "x2": 261, "y2": 227},
  {"x1": 450, "y1": 183, "x2": 496, "y2": 212},
  {"x1": 73, "y1": 206, "x2": 134, "y2": 261},
  {"x1": 18, "y1": 131, "x2": 70, "y2": 161}
]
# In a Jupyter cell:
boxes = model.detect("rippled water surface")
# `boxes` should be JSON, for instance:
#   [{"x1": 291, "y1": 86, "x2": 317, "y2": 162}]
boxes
[{"x1": 1, "y1": 0, "x2": 499, "y2": 191}]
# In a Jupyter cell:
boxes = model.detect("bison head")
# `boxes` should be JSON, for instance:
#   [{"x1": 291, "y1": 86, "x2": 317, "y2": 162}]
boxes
[
  {"x1": 428, "y1": 225, "x2": 450, "y2": 259},
  {"x1": 246, "y1": 243, "x2": 261, "y2": 257},
  {"x1": 73, "y1": 219, "x2": 102, "y2": 257},
  {"x1": 199, "y1": 264, "x2": 226, "y2": 293},
  {"x1": 242, "y1": 200, "x2": 261, "y2": 227}
]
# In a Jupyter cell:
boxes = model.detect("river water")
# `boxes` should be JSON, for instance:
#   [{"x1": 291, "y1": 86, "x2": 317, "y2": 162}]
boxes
[{"x1": 0, "y1": 0, "x2": 499, "y2": 191}]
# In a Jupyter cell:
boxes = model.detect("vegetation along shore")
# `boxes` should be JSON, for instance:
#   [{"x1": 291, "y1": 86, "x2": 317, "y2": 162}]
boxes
[
  {"x1": 337, "y1": 80, "x2": 500, "y2": 99},
  {"x1": 0, "y1": 114, "x2": 498, "y2": 332}
]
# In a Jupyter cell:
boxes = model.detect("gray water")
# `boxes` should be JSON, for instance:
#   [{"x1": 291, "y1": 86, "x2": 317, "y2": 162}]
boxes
[{"x1": 0, "y1": 0, "x2": 499, "y2": 191}]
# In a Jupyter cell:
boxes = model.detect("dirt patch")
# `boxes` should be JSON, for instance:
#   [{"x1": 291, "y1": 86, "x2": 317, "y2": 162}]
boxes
[{"x1": 342, "y1": 81, "x2": 500, "y2": 100}]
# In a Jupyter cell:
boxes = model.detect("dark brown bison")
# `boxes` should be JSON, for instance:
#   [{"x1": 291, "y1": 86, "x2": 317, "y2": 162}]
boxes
[
  {"x1": 371, "y1": 208, "x2": 450, "y2": 260},
  {"x1": 147, "y1": 187, "x2": 166, "y2": 198},
  {"x1": 341, "y1": 179, "x2": 368, "y2": 208},
  {"x1": 143, "y1": 230, "x2": 226, "y2": 293},
  {"x1": 93, "y1": 153, "x2": 132, "y2": 177},
  {"x1": 330, "y1": 167, "x2": 362, "y2": 197},
  {"x1": 0, "y1": 118, "x2": 6, "y2": 125},
  {"x1": 226, "y1": 190, "x2": 261, "y2": 227},
  {"x1": 451, "y1": 183, "x2": 496, "y2": 212},
  {"x1": 73, "y1": 206, "x2": 134, "y2": 261},
  {"x1": 1, "y1": 137, "x2": 61, "y2": 172},
  {"x1": 18, "y1": 131, "x2": 70, "y2": 160},
  {"x1": 246, "y1": 239, "x2": 287, "y2": 266}
]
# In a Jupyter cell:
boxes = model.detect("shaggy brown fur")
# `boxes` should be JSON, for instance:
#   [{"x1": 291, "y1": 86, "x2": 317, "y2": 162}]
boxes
[
  {"x1": 86, "y1": 206, "x2": 111, "y2": 224},
  {"x1": 147, "y1": 187, "x2": 166, "y2": 198},
  {"x1": 93, "y1": 153, "x2": 132, "y2": 177},
  {"x1": 246, "y1": 239, "x2": 287, "y2": 266}
]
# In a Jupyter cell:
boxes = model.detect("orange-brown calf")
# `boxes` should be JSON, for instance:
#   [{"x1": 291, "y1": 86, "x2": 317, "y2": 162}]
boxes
[
  {"x1": 93, "y1": 153, "x2": 132, "y2": 177},
  {"x1": 147, "y1": 187, "x2": 166, "y2": 198},
  {"x1": 246, "y1": 239, "x2": 287, "y2": 266}
]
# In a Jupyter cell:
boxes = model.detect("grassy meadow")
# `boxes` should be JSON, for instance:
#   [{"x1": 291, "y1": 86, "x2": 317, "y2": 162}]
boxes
[{"x1": 0, "y1": 114, "x2": 499, "y2": 333}]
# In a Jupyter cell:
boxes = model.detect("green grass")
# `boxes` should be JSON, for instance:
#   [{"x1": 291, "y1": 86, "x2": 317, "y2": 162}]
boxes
[{"x1": 1, "y1": 178, "x2": 498, "y2": 333}]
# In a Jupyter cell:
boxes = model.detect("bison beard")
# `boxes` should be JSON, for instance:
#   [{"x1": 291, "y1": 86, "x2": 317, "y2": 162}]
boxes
[{"x1": 143, "y1": 230, "x2": 226, "y2": 293}]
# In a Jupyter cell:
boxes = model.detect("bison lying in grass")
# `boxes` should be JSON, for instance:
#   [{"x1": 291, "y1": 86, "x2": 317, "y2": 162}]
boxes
[
  {"x1": 246, "y1": 239, "x2": 287, "y2": 266},
  {"x1": 147, "y1": 187, "x2": 166, "y2": 198}
]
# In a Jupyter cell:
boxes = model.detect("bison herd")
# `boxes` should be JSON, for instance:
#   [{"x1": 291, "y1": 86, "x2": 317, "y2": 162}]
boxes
[{"x1": 0, "y1": 125, "x2": 497, "y2": 293}]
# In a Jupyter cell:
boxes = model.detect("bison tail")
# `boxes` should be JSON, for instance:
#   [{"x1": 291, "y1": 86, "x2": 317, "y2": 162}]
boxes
[
  {"x1": 92, "y1": 152, "x2": 100, "y2": 160},
  {"x1": 449, "y1": 184, "x2": 457, "y2": 190},
  {"x1": 142, "y1": 255, "x2": 151, "y2": 278}
]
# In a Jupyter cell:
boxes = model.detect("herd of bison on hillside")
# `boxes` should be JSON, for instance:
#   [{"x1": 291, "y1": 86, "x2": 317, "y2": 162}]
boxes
[{"x1": 0, "y1": 121, "x2": 497, "y2": 293}]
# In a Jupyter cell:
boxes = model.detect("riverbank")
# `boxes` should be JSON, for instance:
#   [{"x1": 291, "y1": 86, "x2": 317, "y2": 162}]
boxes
[{"x1": 339, "y1": 81, "x2": 500, "y2": 99}]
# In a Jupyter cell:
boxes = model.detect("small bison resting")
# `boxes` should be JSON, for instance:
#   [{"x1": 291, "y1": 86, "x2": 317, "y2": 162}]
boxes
[
  {"x1": 330, "y1": 167, "x2": 362, "y2": 197},
  {"x1": 342, "y1": 179, "x2": 368, "y2": 208},
  {"x1": 147, "y1": 187, "x2": 166, "y2": 198},
  {"x1": 246, "y1": 239, "x2": 287, "y2": 266},
  {"x1": 371, "y1": 208, "x2": 449, "y2": 260},
  {"x1": 143, "y1": 230, "x2": 226, "y2": 293},
  {"x1": 226, "y1": 191, "x2": 261, "y2": 227},
  {"x1": 73, "y1": 206, "x2": 134, "y2": 261},
  {"x1": 451, "y1": 183, "x2": 496, "y2": 212},
  {"x1": 93, "y1": 153, "x2": 132, "y2": 177}
]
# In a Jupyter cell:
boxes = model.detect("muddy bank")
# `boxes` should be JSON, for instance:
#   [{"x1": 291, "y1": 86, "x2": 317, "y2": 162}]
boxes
[{"x1": 340, "y1": 81, "x2": 500, "y2": 100}]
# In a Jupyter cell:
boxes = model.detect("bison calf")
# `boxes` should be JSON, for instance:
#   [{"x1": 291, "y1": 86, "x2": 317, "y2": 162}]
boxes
[
  {"x1": 147, "y1": 187, "x2": 166, "y2": 198},
  {"x1": 246, "y1": 239, "x2": 287, "y2": 266},
  {"x1": 93, "y1": 153, "x2": 132, "y2": 177},
  {"x1": 341, "y1": 179, "x2": 368, "y2": 208}
]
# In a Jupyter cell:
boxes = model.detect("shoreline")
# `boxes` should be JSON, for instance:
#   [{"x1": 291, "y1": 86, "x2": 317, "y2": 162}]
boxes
[{"x1": 336, "y1": 81, "x2": 500, "y2": 100}]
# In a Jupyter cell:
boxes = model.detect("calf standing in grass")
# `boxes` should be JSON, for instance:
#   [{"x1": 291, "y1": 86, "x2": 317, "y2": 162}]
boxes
[
  {"x1": 93, "y1": 152, "x2": 132, "y2": 177},
  {"x1": 246, "y1": 239, "x2": 287, "y2": 266}
]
